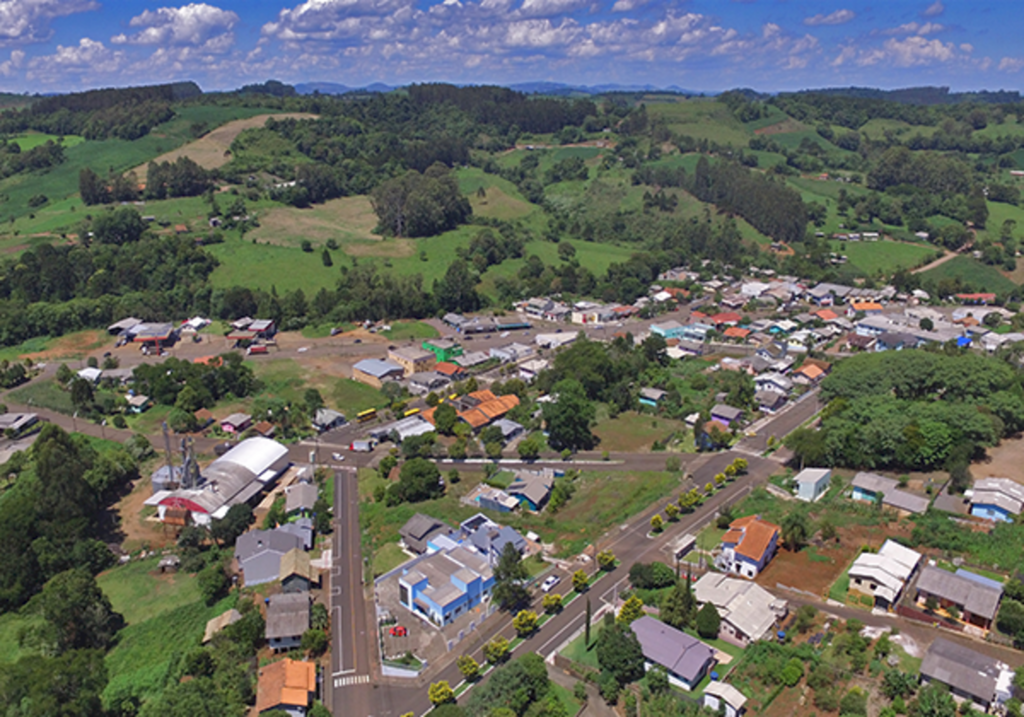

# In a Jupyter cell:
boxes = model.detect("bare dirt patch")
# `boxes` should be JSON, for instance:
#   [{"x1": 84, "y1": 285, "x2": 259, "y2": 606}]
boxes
[
  {"x1": 754, "y1": 118, "x2": 806, "y2": 135},
  {"x1": 249, "y1": 195, "x2": 378, "y2": 247},
  {"x1": 132, "y1": 112, "x2": 318, "y2": 180},
  {"x1": 972, "y1": 436, "x2": 1024, "y2": 485},
  {"x1": 21, "y1": 330, "x2": 106, "y2": 361},
  {"x1": 117, "y1": 478, "x2": 176, "y2": 552}
]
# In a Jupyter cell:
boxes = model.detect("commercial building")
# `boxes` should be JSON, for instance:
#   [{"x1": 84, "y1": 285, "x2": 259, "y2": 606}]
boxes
[
  {"x1": 421, "y1": 338, "x2": 463, "y2": 363},
  {"x1": 351, "y1": 358, "x2": 405, "y2": 388},
  {"x1": 388, "y1": 346, "x2": 437, "y2": 377},
  {"x1": 398, "y1": 545, "x2": 494, "y2": 627}
]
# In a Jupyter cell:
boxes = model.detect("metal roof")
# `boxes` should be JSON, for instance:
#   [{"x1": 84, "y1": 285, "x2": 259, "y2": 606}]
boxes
[
  {"x1": 921, "y1": 638, "x2": 1000, "y2": 703},
  {"x1": 631, "y1": 616, "x2": 716, "y2": 682},
  {"x1": 916, "y1": 566, "x2": 1002, "y2": 620}
]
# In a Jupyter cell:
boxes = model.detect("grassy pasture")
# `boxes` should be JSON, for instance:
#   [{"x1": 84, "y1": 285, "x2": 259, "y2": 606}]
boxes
[
  {"x1": 7, "y1": 133, "x2": 85, "y2": 151},
  {"x1": 828, "y1": 239, "x2": 938, "y2": 276},
  {"x1": 646, "y1": 99, "x2": 752, "y2": 146},
  {"x1": 920, "y1": 255, "x2": 1018, "y2": 294}
]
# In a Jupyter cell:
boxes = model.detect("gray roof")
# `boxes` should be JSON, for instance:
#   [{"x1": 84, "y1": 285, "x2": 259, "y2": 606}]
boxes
[
  {"x1": 235, "y1": 529, "x2": 303, "y2": 562},
  {"x1": 755, "y1": 391, "x2": 786, "y2": 409},
  {"x1": 353, "y1": 358, "x2": 404, "y2": 379},
  {"x1": 640, "y1": 387, "x2": 668, "y2": 402},
  {"x1": 466, "y1": 522, "x2": 526, "y2": 559},
  {"x1": 711, "y1": 404, "x2": 743, "y2": 421},
  {"x1": 852, "y1": 472, "x2": 930, "y2": 514},
  {"x1": 277, "y1": 518, "x2": 314, "y2": 550},
  {"x1": 493, "y1": 418, "x2": 524, "y2": 438},
  {"x1": 507, "y1": 471, "x2": 553, "y2": 507},
  {"x1": 389, "y1": 346, "x2": 434, "y2": 362},
  {"x1": 920, "y1": 638, "x2": 1000, "y2": 702},
  {"x1": 631, "y1": 616, "x2": 716, "y2": 682},
  {"x1": 265, "y1": 592, "x2": 310, "y2": 639},
  {"x1": 971, "y1": 477, "x2": 1024, "y2": 515},
  {"x1": 795, "y1": 468, "x2": 830, "y2": 485},
  {"x1": 400, "y1": 513, "x2": 447, "y2": 541},
  {"x1": 916, "y1": 566, "x2": 1002, "y2": 620},
  {"x1": 313, "y1": 408, "x2": 345, "y2": 428},
  {"x1": 285, "y1": 482, "x2": 318, "y2": 514}
]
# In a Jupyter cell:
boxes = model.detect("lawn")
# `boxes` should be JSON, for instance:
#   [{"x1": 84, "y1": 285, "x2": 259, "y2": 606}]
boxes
[
  {"x1": 920, "y1": 255, "x2": 1018, "y2": 294},
  {"x1": 591, "y1": 412, "x2": 692, "y2": 452},
  {"x1": 828, "y1": 240, "x2": 938, "y2": 276},
  {"x1": 382, "y1": 321, "x2": 439, "y2": 341},
  {"x1": 0, "y1": 610, "x2": 45, "y2": 665},
  {"x1": 96, "y1": 557, "x2": 204, "y2": 626},
  {"x1": 332, "y1": 378, "x2": 388, "y2": 413},
  {"x1": 560, "y1": 630, "x2": 600, "y2": 669},
  {"x1": 373, "y1": 542, "x2": 410, "y2": 577},
  {"x1": 827, "y1": 556, "x2": 855, "y2": 602},
  {"x1": 8, "y1": 379, "x2": 75, "y2": 414},
  {"x1": 9, "y1": 133, "x2": 86, "y2": 151}
]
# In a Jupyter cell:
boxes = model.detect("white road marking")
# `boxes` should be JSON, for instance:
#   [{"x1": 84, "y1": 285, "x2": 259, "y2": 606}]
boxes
[{"x1": 334, "y1": 674, "x2": 370, "y2": 688}]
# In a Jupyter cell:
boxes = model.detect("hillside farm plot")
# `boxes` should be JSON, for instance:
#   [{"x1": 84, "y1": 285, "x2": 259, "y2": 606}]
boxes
[
  {"x1": 828, "y1": 239, "x2": 938, "y2": 276},
  {"x1": 920, "y1": 255, "x2": 1018, "y2": 294},
  {"x1": 646, "y1": 99, "x2": 753, "y2": 146},
  {"x1": 8, "y1": 133, "x2": 85, "y2": 151},
  {"x1": 131, "y1": 112, "x2": 318, "y2": 179},
  {"x1": 248, "y1": 195, "x2": 378, "y2": 247}
]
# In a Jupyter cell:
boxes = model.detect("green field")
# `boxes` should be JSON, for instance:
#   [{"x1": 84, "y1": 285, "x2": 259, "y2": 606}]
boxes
[
  {"x1": 920, "y1": 255, "x2": 1018, "y2": 294},
  {"x1": 332, "y1": 378, "x2": 388, "y2": 413},
  {"x1": 382, "y1": 321, "x2": 439, "y2": 341},
  {"x1": 828, "y1": 240, "x2": 938, "y2": 276},
  {"x1": 591, "y1": 412, "x2": 691, "y2": 453},
  {"x1": 8, "y1": 379, "x2": 75, "y2": 414},
  {"x1": 646, "y1": 99, "x2": 753, "y2": 146},
  {"x1": 8, "y1": 133, "x2": 86, "y2": 151}
]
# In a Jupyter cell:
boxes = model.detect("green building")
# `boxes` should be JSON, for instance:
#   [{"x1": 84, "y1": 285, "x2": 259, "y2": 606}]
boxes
[{"x1": 421, "y1": 338, "x2": 463, "y2": 362}]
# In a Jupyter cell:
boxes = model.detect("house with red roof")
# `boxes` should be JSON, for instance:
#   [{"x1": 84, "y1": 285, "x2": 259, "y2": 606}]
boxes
[
  {"x1": 716, "y1": 515, "x2": 780, "y2": 579},
  {"x1": 956, "y1": 293, "x2": 997, "y2": 305},
  {"x1": 723, "y1": 326, "x2": 751, "y2": 341},
  {"x1": 709, "y1": 312, "x2": 742, "y2": 327}
]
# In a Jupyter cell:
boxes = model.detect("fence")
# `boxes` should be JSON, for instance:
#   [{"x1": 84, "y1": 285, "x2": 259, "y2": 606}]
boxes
[{"x1": 895, "y1": 604, "x2": 965, "y2": 632}]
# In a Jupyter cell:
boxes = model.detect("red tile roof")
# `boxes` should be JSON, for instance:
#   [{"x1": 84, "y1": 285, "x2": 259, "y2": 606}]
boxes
[
  {"x1": 255, "y1": 659, "x2": 315, "y2": 714},
  {"x1": 814, "y1": 309, "x2": 838, "y2": 321},
  {"x1": 726, "y1": 515, "x2": 780, "y2": 562},
  {"x1": 709, "y1": 312, "x2": 742, "y2": 326},
  {"x1": 723, "y1": 327, "x2": 751, "y2": 339},
  {"x1": 850, "y1": 301, "x2": 883, "y2": 312},
  {"x1": 434, "y1": 362, "x2": 463, "y2": 377}
]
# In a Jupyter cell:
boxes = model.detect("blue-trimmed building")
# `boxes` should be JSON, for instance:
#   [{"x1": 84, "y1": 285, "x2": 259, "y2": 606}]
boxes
[
  {"x1": 970, "y1": 477, "x2": 1024, "y2": 523},
  {"x1": 650, "y1": 320, "x2": 686, "y2": 340},
  {"x1": 398, "y1": 545, "x2": 494, "y2": 627}
]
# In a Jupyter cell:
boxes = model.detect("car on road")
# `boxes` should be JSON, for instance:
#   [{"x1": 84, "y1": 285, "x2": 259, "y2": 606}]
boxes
[
  {"x1": 332, "y1": 452, "x2": 345, "y2": 461},
  {"x1": 540, "y1": 575, "x2": 561, "y2": 593}
]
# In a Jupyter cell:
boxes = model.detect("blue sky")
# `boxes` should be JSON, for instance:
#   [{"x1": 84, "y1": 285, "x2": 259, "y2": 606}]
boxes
[{"x1": 1, "y1": 1, "x2": 1023, "y2": 94}]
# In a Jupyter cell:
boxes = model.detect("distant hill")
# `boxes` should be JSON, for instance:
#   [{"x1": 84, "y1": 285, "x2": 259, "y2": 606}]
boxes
[
  {"x1": 508, "y1": 81, "x2": 708, "y2": 96},
  {"x1": 789, "y1": 86, "x2": 1021, "y2": 105},
  {"x1": 293, "y1": 82, "x2": 395, "y2": 95}
]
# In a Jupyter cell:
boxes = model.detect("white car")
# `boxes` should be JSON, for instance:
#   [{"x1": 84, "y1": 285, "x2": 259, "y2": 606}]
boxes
[
  {"x1": 540, "y1": 575, "x2": 561, "y2": 593},
  {"x1": 332, "y1": 452, "x2": 345, "y2": 461}
]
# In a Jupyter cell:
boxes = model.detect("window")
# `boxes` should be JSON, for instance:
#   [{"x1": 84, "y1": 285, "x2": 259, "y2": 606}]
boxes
[{"x1": 399, "y1": 584, "x2": 409, "y2": 605}]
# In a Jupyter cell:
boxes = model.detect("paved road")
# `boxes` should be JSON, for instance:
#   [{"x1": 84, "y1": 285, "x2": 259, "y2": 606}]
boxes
[
  {"x1": 735, "y1": 389, "x2": 821, "y2": 454},
  {"x1": 329, "y1": 467, "x2": 376, "y2": 716}
]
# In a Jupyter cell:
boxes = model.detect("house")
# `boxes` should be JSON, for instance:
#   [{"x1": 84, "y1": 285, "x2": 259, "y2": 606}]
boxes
[
  {"x1": 408, "y1": 371, "x2": 450, "y2": 395},
  {"x1": 255, "y1": 658, "x2": 316, "y2": 716},
  {"x1": 711, "y1": 404, "x2": 743, "y2": 428},
  {"x1": 455, "y1": 350, "x2": 491, "y2": 368},
  {"x1": 490, "y1": 343, "x2": 534, "y2": 363},
  {"x1": 248, "y1": 319, "x2": 277, "y2": 339},
  {"x1": 969, "y1": 477, "x2": 1024, "y2": 522},
  {"x1": 77, "y1": 367, "x2": 103, "y2": 384},
  {"x1": 649, "y1": 320, "x2": 686, "y2": 340},
  {"x1": 492, "y1": 418, "x2": 524, "y2": 443},
  {"x1": 399, "y1": 514, "x2": 456, "y2": 555},
  {"x1": 235, "y1": 529, "x2": 303, "y2": 586},
  {"x1": 716, "y1": 515, "x2": 780, "y2": 578},
  {"x1": 203, "y1": 608, "x2": 242, "y2": 644},
  {"x1": 754, "y1": 373, "x2": 792, "y2": 395},
  {"x1": 681, "y1": 323, "x2": 714, "y2": 344},
  {"x1": 108, "y1": 316, "x2": 143, "y2": 335},
  {"x1": 421, "y1": 338, "x2": 463, "y2": 363},
  {"x1": 279, "y1": 548, "x2": 317, "y2": 593},
  {"x1": 814, "y1": 309, "x2": 838, "y2": 322},
  {"x1": 127, "y1": 394, "x2": 151, "y2": 413},
  {"x1": 507, "y1": 470, "x2": 554, "y2": 511},
  {"x1": 693, "y1": 573, "x2": 788, "y2": 646},
  {"x1": 194, "y1": 408, "x2": 215, "y2": 429},
  {"x1": 252, "y1": 421, "x2": 276, "y2": 438},
  {"x1": 399, "y1": 544, "x2": 495, "y2": 626},
  {"x1": 388, "y1": 346, "x2": 436, "y2": 377},
  {"x1": 851, "y1": 472, "x2": 930, "y2": 515},
  {"x1": 845, "y1": 333, "x2": 877, "y2": 351},
  {"x1": 793, "y1": 468, "x2": 831, "y2": 502},
  {"x1": 265, "y1": 592, "x2": 310, "y2": 652},
  {"x1": 435, "y1": 361, "x2": 467, "y2": 380},
  {"x1": 920, "y1": 638, "x2": 1012, "y2": 710},
  {"x1": 847, "y1": 301, "x2": 884, "y2": 317},
  {"x1": 473, "y1": 486, "x2": 519, "y2": 513},
  {"x1": 285, "y1": 482, "x2": 318, "y2": 517},
  {"x1": 709, "y1": 312, "x2": 742, "y2": 328},
  {"x1": 793, "y1": 363, "x2": 826, "y2": 384},
  {"x1": 220, "y1": 412, "x2": 252, "y2": 434},
  {"x1": 876, "y1": 331, "x2": 917, "y2": 352},
  {"x1": 461, "y1": 513, "x2": 526, "y2": 565},
  {"x1": 847, "y1": 539, "x2": 921, "y2": 609},
  {"x1": 703, "y1": 681, "x2": 748, "y2": 717},
  {"x1": 723, "y1": 326, "x2": 751, "y2": 340},
  {"x1": 278, "y1": 518, "x2": 314, "y2": 550},
  {"x1": 915, "y1": 566, "x2": 1003, "y2": 630},
  {"x1": 352, "y1": 358, "x2": 405, "y2": 388},
  {"x1": 639, "y1": 387, "x2": 668, "y2": 407},
  {"x1": 755, "y1": 342, "x2": 787, "y2": 363},
  {"x1": 755, "y1": 391, "x2": 786, "y2": 413},
  {"x1": 312, "y1": 408, "x2": 346, "y2": 433},
  {"x1": 630, "y1": 616, "x2": 716, "y2": 691},
  {"x1": 518, "y1": 358, "x2": 549, "y2": 383}
]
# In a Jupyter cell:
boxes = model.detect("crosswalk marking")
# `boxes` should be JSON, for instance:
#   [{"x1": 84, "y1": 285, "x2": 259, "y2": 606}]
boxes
[{"x1": 334, "y1": 674, "x2": 371, "y2": 688}]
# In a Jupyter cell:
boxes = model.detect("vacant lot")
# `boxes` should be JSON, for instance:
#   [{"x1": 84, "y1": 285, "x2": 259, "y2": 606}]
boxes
[
  {"x1": 973, "y1": 436, "x2": 1024, "y2": 486},
  {"x1": 132, "y1": 112, "x2": 318, "y2": 179},
  {"x1": 829, "y1": 239, "x2": 938, "y2": 276},
  {"x1": 249, "y1": 195, "x2": 378, "y2": 248},
  {"x1": 592, "y1": 412, "x2": 691, "y2": 452}
]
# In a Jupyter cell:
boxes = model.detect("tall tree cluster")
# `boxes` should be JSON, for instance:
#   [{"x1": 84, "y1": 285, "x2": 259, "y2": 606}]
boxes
[{"x1": 371, "y1": 163, "x2": 471, "y2": 237}]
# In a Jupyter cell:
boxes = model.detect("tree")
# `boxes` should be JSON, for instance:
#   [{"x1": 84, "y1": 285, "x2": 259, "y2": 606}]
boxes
[
  {"x1": 517, "y1": 435, "x2": 542, "y2": 460},
  {"x1": 695, "y1": 601, "x2": 720, "y2": 639},
  {"x1": 483, "y1": 636, "x2": 510, "y2": 665},
  {"x1": 650, "y1": 513, "x2": 663, "y2": 533},
  {"x1": 493, "y1": 542, "x2": 529, "y2": 611},
  {"x1": 392, "y1": 458, "x2": 442, "y2": 503},
  {"x1": 781, "y1": 511, "x2": 810, "y2": 551},
  {"x1": 39, "y1": 569, "x2": 122, "y2": 653},
  {"x1": 321, "y1": 248, "x2": 333, "y2": 267},
  {"x1": 660, "y1": 577, "x2": 696, "y2": 630},
  {"x1": 664, "y1": 503, "x2": 679, "y2": 521},
  {"x1": 781, "y1": 657, "x2": 804, "y2": 687},
  {"x1": 197, "y1": 562, "x2": 228, "y2": 605},
  {"x1": 731, "y1": 457, "x2": 748, "y2": 475},
  {"x1": 433, "y1": 259, "x2": 481, "y2": 314},
  {"x1": 543, "y1": 593, "x2": 563, "y2": 614},
  {"x1": 597, "y1": 550, "x2": 615, "y2": 571},
  {"x1": 210, "y1": 503, "x2": 253, "y2": 546},
  {"x1": 543, "y1": 379, "x2": 596, "y2": 451},
  {"x1": 70, "y1": 378, "x2": 94, "y2": 411},
  {"x1": 514, "y1": 609, "x2": 538, "y2": 636},
  {"x1": 572, "y1": 569, "x2": 589, "y2": 593},
  {"x1": 914, "y1": 683, "x2": 957, "y2": 717},
  {"x1": 585, "y1": 597, "x2": 592, "y2": 645},
  {"x1": 311, "y1": 602, "x2": 329, "y2": 631},
  {"x1": 617, "y1": 595, "x2": 644, "y2": 625},
  {"x1": 433, "y1": 403, "x2": 458, "y2": 435},
  {"x1": 301, "y1": 628, "x2": 328, "y2": 656},
  {"x1": 457, "y1": 654, "x2": 480, "y2": 681},
  {"x1": 595, "y1": 615, "x2": 644, "y2": 686},
  {"x1": 428, "y1": 681, "x2": 455, "y2": 706},
  {"x1": 794, "y1": 604, "x2": 817, "y2": 634}
]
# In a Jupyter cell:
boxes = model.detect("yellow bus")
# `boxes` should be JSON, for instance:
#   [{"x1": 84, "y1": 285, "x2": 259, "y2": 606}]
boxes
[
  {"x1": 403, "y1": 408, "x2": 421, "y2": 417},
  {"x1": 356, "y1": 408, "x2": 377, "y2": 423}
]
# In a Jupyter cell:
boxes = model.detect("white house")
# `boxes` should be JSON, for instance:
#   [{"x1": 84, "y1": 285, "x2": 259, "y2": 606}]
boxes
[
  {"x1": 794, "y1": 468, "x2": 831, "y2": 502},
  {"x1": 703, "y1": 682, "x2": 748, "y2": 717}
]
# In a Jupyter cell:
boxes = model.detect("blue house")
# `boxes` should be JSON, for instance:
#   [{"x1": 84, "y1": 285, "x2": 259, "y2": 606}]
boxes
[
  {"x1": 681, "y1": 323, "x2": 713, "y2": 342},
  {"x1": 399, "y1": 545, "x2": 495, "y2": 627},
  {"x1": 639, "y1": 387, "x2": 668, "y2": 408},
  {"x1": 970, "y1": 477, "x2": 1024, "y2": 522},
  {"x1": 650, "y1": 320, "x2": 686, "y2": 340},
  {"x1": 794, "y1": 468, "x2": 831, "y2": 502},
  {"x1": 715, "y1": 515, "x2": 780, "y2": 579}
]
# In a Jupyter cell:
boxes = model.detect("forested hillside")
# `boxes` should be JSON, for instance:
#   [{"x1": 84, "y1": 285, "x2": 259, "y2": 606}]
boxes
[{"x1": 2, "y1": 81, "x2": 1024, "y2": 345}]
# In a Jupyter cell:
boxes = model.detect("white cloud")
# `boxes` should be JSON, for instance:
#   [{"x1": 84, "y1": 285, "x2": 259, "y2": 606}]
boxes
[
  {"x1": 922, "y1": 1, "x2": 944, "y2": 17},
  {"x1": 880, "y1": 21, "x2": 943, "y2": 36},
  {"x1": 832, "y1": 34, "x2": 960, "y2": 68},
  {"x1": 999, "y1": 57, "x2": 1024, "y2": 73},
  {"x1": 26, "y1": 37, "x2": 124, "y2": 82},
  {"x1": 261, "y1": 0, "x2": 414, "y2": 42},
  {"x1": 803, "y1": 9, "x2": 855, "y2": 27},
  {"x1": 518, "y1": 0, "x2": 589, "y2": 17},
  {"x1": 112, "y1": 3, "x2": 238, "y2": 50},
  {"x1": 611, "y1": 0, "x2": 645, "y2": 12},
  {"x1": 0, "y1": 0, "x2": 97, "y2": 44},
  {"x1": 0, "y1": 49, "x2": 25, "y2": 75}
]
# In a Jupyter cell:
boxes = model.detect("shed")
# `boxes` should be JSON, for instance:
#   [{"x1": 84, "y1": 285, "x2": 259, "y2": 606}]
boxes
[
  {"x1": 794, "y1": 468, "x2": 831, "y2": 502},
  {"x1": 703, "y1": 681, "x2": 748, "y2": 717},
  {"x1": 203, "y1": 608, "x2": 242, "y2": 643}
]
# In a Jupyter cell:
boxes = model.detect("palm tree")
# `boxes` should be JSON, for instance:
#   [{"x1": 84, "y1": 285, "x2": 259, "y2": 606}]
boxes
[{"x1": 780, "y1": 512, "x2": 809, "y2": 552}]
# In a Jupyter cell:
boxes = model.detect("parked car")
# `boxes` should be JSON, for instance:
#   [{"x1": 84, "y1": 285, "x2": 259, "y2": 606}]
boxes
[{"x1": 540, "y1": 575, "x2": 561, "y2": 593}]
